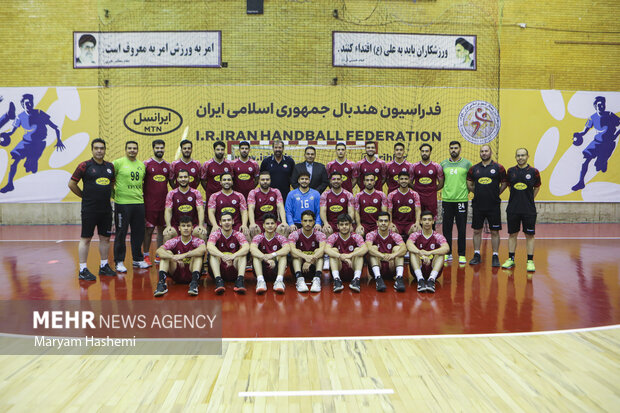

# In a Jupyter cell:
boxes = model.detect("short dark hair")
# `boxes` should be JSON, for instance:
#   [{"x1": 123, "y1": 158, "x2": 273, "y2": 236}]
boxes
[
  {"x1": 420, "y1": 210, "x2": 434, "y2": 220},
  {"x1": 239, "y1": 141, "x2": 250, "y2": 149},
  {"x1": 125, "y1": 140, "x2": 138, "y2": 149},
  {"x1": 298, "y1": 171, "x2": 310, "y2": 180},
  {"x1": 178, "y1": 215, "x2": 193, "y2": 225},
  {"x1": 394, "y1": 142, "x2": 405, "y2": 150},
  {"x1": 180, "y1": 139, "x2": 192, "y2": 148},
  {"x1": 152, "y1": 139, "x2": 165, "y2": 148},
  {"x1": 272, "y1": 139, "x2": 283, "y2": 147},
  {"x1": 177, "y1": 168, "x2": 189, "y2": 176},
  {"x1": 365, "y1": 141, "x2": 375, "y2": 147},
  {"x1": 259, "y1": 170, "x2": 271, "y2": 178},
  {"x1": 330, "y1": 171, "x2": 342, "y2": 179},
  {"x1": 220, "y1": 211, "x2": 234, "y2": 221},
  {"x1": 301, "y1": 210, "x2": 316, "y2": 220},
  {"x1": 449, "y1": 140, "x2": 461, "y2": 148},
  {"x1": 262, "y1": 213, "x2": 277, "y2": 223},
  {"x1": 336, "y1": 142, "x2": 346, "y2": 149},
  {"x1": 91, "y1": 138, "x2": 106, "y2": 149},
  {"x1": 79, "y1": 34, "x2": 96, "y2": 47},
  {"x1": 398, "y1": 171, "x2": 410, "y2": 179},
  {"x1": 219, "y1": 172, "x2": 233, "y2": 181},
  {"x1": 419, "y1": 143, "x2": 432, "y2": 151},
  {"x1": 455, "y1": 37, "x2": 474, "y2": 54},
  {"x1": 213, "y1": 141, "x2": 225, "y2": 150},
  {"x1": 337, "y1": 213, "x2": 353, "y2": 224},
  {"x1": 304, "y1": 146, "x2": 316, "y2": 154},
  {"x1": 363, "y1": 172, "x2": 376, "y2": 179},
  {"x1": 377, "y1": 211, "x2": 391, "y2": 220}
]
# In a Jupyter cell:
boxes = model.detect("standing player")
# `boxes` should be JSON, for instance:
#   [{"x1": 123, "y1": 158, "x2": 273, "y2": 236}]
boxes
[
  {"x1": 207, "y1": 172, "x2": 249, "y2": 236},
  {"x1": 385, "y1": 142, "x2": 413, "y2": 194},
  {"x1": 154, "y1": 216, "x2": 207, "y2": 297},
  {"x1": 356, "y1": 141, "x2": 386, "y2": 192},
  {"x1": 387, "y1": 171, "x2": 421, "y2": 240},
  {"x1": 320, "y1": 172, "x2": 355, "y2": 236},
  {"x1": 207, "y1": 212, "x2": 250, "y2": 294},
  {"x1": 247, "y1": 171, "x2": 289, "y2": 236},
  {"x1": 467, "y1": 144, "x2": 507, "y2": 267},
  {"x1": 285, "y1": 172, "x2": 322, "y2": 231},
  {"x1": 202, "y1": 141, "x2": 233, "y2": 203},
  {"x1": 411, "y1": 143, "x2": 444, "y2": 222},
  {"x1": 407, "y1": 211, "x2": 450, "y2": 293},
  {"x1": 354, "y1": 173, "x2": 388, "y2": 237},
  {"x1": 231, "y1": 140, "x2": 259, "y2": 199},
  {"x1": 365, "y1": 212, "x2": 407, "y2": 292},
  {"x1": 113, "y1": 141, "x2": 149, "y2": 272},
  {"x1": 326, "y1": 142, "x2": 358, "y2": 193},
  {"x1": 440, "y1": 140, "x2": 472, "y2": 264},
  {"x1": 325, "y1": 214, "x2": 368, "y2": 293},
  {"x1": 163, "y1": 169, "x2": 206, "y2": 241},
  {"x1": 68, "y1": 138, "x2": 116, "y2": 280},
  {"x1": 169, "y1": 139, "x2": 201, "y2": 189},
  {"x1": 260, "y1": 139, "x2": 295, "y2": 201},
  {"x1": 250, "y1": 214, "x2": 291, "y2": 294},
  {"x1": 502, "y1": 148, "x2": 541, "y2": 274},
  {"x1": 142, "y1": 139, "x2": 170, "y2": 265},
  {"x1": 288, "y1": 210, "x2": 326, "y2": 293}
]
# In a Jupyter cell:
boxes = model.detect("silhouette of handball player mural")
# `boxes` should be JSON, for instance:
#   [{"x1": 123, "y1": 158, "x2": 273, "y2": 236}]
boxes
[
  {"x1": 0, "y1": 93, "x2": 65, "y2": 193},
  {"x1": 571, "y1": 96, "x2": 620, "y2": 192}
]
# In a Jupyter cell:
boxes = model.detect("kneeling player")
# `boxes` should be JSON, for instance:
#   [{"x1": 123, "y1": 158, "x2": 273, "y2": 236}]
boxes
[
  {"x1": 207, "y1": 212, "x2": 250, "y2": 295},
  {"x1": 250, "y1": 214, "x2": 291, "y2": 294},
  {"x1": 365, "y1": 212, "x2": 407, "y2": 292},
  {"x1": 154, "y1": 216, "x2": 207, "y2": 297},
  {"x1": 288, "y1": 210, "x2": 326, "y2": 293},
  {"x1": 325, "y1": 214, "x2": 367, "y2": 293},
  {"x1": 406, "y1": 211, "x2": 449, "y2": 293}
]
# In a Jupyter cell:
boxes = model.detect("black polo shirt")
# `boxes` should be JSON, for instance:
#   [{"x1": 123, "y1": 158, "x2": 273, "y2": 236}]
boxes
[
  {"x1": 71, "y1": 158, "x2": 115, "y2": 212},
  {"x1": 260, "y1": 154, "x2": 295, "y2": 201},
  {"x1": 467, "y1": 161, "x2": 507, "y2": 210},
  {"x1": 506, "y1": 165, "x2": 541, "y2": 215}
]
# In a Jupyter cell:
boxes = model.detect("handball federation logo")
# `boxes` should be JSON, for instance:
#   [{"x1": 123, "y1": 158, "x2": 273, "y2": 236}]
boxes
[{"x1": 458, "y1": 101, "x2": 501, "y2": 144}]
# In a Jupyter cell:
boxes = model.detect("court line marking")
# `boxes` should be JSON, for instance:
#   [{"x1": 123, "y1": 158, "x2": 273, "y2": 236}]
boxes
[
  {"x1": 2, "y1": 237, "x2": 620, "y2": 242},
  {"x1": 238, "y1": 389, "x2": 394, "y2": 397}
]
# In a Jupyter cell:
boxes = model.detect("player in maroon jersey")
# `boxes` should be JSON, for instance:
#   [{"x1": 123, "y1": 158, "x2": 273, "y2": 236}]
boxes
[
  {"x1": 163, "y1": 169, "x2": 206, "y2": 241},
  {"x1": 250, "y1": 214, "x2": 291, "y2": 294},
  {"x1": 411, "y1": 143, "x2": 444, "y2": 221},
  {"x1": 248, "y1": 171, "x2": 289, "y2": 237},
  {"x1": 365, "y1": 212, "x2": 407, "y2": 292},
  {"x1": 406, "y1": 211, "x2": 450, "y2": 293},
  {"x1": 320, "y1": 172, "x2": 355, "y2": 236},
  {"x1": 386, "y1": 142, "x2": 413, "y2": 194},
  {"x1": 387, "y1": 171, "x2": 421, "y2": 240},
  {"x1": 356, "y1": 141, "x2": 386, "y2": 191},
  {"x1": 143, "y1": 139, "x2": 170, "y2": 265},
  {"x1": 169, "y1": 139, "x2": 201, "y2": 189},
  {"x1": 325, "y1": 214, "x2": 368, "y2": 293},
  {"x1": 288, "y1": 210, "x2": 326, "y2": 293},
  {"x1": 207, "y1": 172, "x2": 249, "y2": 237},
  {"x1": 201, "y1": 141, "x2": 233, "y2": 203},
  {"x1": 354, "y1": 173, "x2": 388, "y2": 236},
  {"x1": 207, "y1": 211, "x2": 250, "y2": 295},
  {"x1": 232, "y1": 140, "x2": 259, "y2": 199},
  {"x1": 325, "y1": 142, "x2": 358, "y2": 193},
  {"x1": 154, "y1": 216, "x2": 207, "y2": 297}
]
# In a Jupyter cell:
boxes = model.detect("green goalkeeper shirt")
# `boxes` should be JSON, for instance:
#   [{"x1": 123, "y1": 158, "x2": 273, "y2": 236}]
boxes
[
  {"x1": 113, "y1": 157, "x2": 145, "y2": 204},
  {"x1": 440, "y1": 157, "x2": 472, "y2": 203}
]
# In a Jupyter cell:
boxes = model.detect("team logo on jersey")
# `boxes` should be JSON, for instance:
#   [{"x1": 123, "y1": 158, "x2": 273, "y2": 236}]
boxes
[
  {"x1": 330, "y1": 205, "x2": 344, "y2": 212},
  {"x1": 408, "y1": 199, "x2": 414, "y2": 204},
  {"x1": 478, "y1": 177, "x2": 492, "y2": 184},
  {"x1": 429, "y1": 170, "x2": 433, "y2": 174},
  {"x1": 340, "y1": 198, "x2": 345, "y2": 203},
  {"x1": 178, "y1": 205, "x2": 193, "y2": 212},
  {"x1": 514, "y1": 183, "x2": 528, "y2": 190},
  {"x1": 490, "y1": 169, "x2": 496, "y2": 174},
  {"x1": 398, "y1": 206, "x2": 412, "y2": 213},
  {"x1": 224, "y1": 168, "x2": 229, "y2": 172},
  {"x1": 344, "y1": 167, "x2": 349, "y2": 172},
  {"x1": 260, "y1": 205, "x2": 274, "y2": 212},
  {"x1": 283, "y1": 164, "x2": 288, "y2": 168},
  {"x1": 107, "y1": 168, "x2": 112, "y2": 174},
  {"x1": 229, "y1": 243, "x2": 236, "y2": 248},
  {"x1": 232, "y1": 199, "x2": 237, "y2": 205},
  {"x1": 222, "y1": 207, "x2": 236, "y2": 213},
  {"x1": 269, "y1": 197, "x2": 274, "y2": 202},
  {"x1": 248, "y1": 167, "x2": 253, "y2": 172},
  {"x1": 311, "y1": 242, "x2": 316, "y2": 247},
  {"x1": 96, "y1": 177, "x2": 110, "y2": 185},
  {"x1": 430, "y1": 243, "x2": 435, "y2": 249},
  {"x1": 163, "y1": 168, "x2": 168, "y2": 172},
  {"x1": 191, "y1": 168, "x2": 196, "y2": 173},
  {"x1": 458, "y1": 100, "x2": 501, "y2": 144},
  {"x1": 525, "y1": 174, "x2": 531, "y2": 179},
  {"x1": 153, "y1": 174, "x2": 166, "y2": 182},
  {"x1": 387, "y1": 243, "x2": 392, "y2": 249},
  {"x1": 375, "y1": 168, "x2": 379, "y2": 173},
  {"x1": 373, "y1": 198, "x2": 378, "y2": 203},
  {"x1": 272, "y1": 245, "x2": 278, "y2": 251},
  {"x1": 238, "y1": 173, "x2": 250, "y2": 180},
  {"x1": 348, "y1": 245, "x2": 354, "y2": 251},
  {"x1": 188, "y1": 196, "x2": 193, "y2": 201},
  {"x1": 364, "y1": 206, "x2": 378, "y2": 213},
  {"x1": 419, "y1": 177, "x2": 432, "y2": 184}
]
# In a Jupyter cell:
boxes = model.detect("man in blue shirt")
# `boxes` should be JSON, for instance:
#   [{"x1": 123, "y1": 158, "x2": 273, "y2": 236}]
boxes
[
  {"x1": 285, "y1": 171, "x2": 322, "y2": 232},
  {"x1": 260, "y1": 139, "x2": 295, "y2": 201}
]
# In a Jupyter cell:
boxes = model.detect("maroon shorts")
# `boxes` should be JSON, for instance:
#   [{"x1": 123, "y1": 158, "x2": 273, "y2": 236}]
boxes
[
  {"x1": 419, "y1": 194, "x2": 438, "y2": 219},
  {"x1": 145, "y1": 209, "x2": 165, "y2": 228},
  {"x1": 260, "y1": 263, "x2": 278, "y2": 283},
  {"x1": 218, "y1": 262, "x2": 239, "y2": 282},
  {"x1": 380, "y1": 261, "x2": 397, "y2": 280},
  {"x1": 336, "y1": 261, "x2": 355, "y2": 282},
  {"x1": 393, "y1": 222, "x2": 414, "y2": 239},
  {"x1": 170, "y1": 262, "x2": 192, "y2": 284}
]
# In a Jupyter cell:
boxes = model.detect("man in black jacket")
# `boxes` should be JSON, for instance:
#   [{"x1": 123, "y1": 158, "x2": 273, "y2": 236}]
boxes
[{"x1": 291, "y1": 146, "x2": 329, "y2": 193}]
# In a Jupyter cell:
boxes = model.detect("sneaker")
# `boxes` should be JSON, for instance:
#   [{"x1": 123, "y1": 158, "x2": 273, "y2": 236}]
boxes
[
  {"x1": 133, "y1": 260, "x2": 151, "y2": 269},
  {"x1": 274, "y1": 279, "x2": 285, "y2": 294},
  {"x1": 143, "y1": 256, "x2": 153, "y2": 267},
  {"x1": 417, "y1": 278, "x2": 426, "y2": 292},
  {"x1": 233, "y1": 276, "x2": 246, "y2": 294},
  {"x1": 295, "y1": 277, "x2": 309, "y2": 293},
  {"x1": 491, "y1": 255, "x2": 501, "y2": 267},
  {"x1": 99, "y1": 264, "x2": 116, "y2": 276},
  {"x1": 78, "y1": 268, "x2": 96, "y2": 281},
  {"x1": 349, "y1": 278, "x2": 361, "y2": 293},
  {"x1": 333, "y1": 278, "x2": 344, "y2": 293},
  {"x1": 188, "y1": 280, "x2": 199, "y2": 296},
  {"x1": 154, "y1": 255, "x2": 161, "y2": 264},
  {"x1": 310, "y1": 277, "x2": 321, "y2": 293},
  {"x1": 469, "y1": 253, "x2": 481, "y2": 265},
  {"x1": 394, "y1": 276, "x2": 406, "y2": 292},
  {"x1": 502, "y1": 258, "x2": 515, "y2": 269},
  {"x1": 214, "y1": 277, "x2": 226, "y2": 295},
  {"x1": 458, "y1": 256, "x2": 467, "y2": 264},
  {"x1": 526, "y1": 260, "x2": 535, "y2": 272},
  {"x1": 444, "y1": 254, "x2": 453, "y2": 262},
  {"x1": 426, "y1": 278, "x2": 436, "y2": 293},
  {"x1": 375, "y1": 277, "x2": 386, "y2": 292},
  {"x1": 153, "y1": 281, "x2": 168, "y2": 297},
  {"x1": 116, "y1": 262, "x2": 128, "y2": 273},
  {"x1": 256, "y1": 279, "x2": 267, "y2": 294}
]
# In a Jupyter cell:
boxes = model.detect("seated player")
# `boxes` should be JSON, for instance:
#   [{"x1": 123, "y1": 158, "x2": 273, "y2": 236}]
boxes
[
  {"x1": 406, "y1": 211, "x2": 450, "y2": 293},
  {"x1": 387, "y1": 171, "x2": 421, "y2": 240},
  {"x1": 354, "y1": 172, "x2": 388, "y2": 237},
  {"x1": 207, "y1": 212, "x2": 250, "y2": 295},
  {"x1": 325, "y1": 214, "x2": 368, "y2": 293},
  {"x1": 163, "y1": 169, "x2": 207, "y2": 241},
  {"x1": 207, "y1": 172, "x2": 249, "y2": 238},
  {"x1": 365, "y1": 212, "x2": 407, "y2": 292},
  {"x1": 154, "y1": 216, "x2": 207, "y2": 297},
  {"x1": 248, "y1": 171, "x2": 289, "y2": 237},
  {"x1": 288, "y1": 210, "x2": 326, "y2": 293},
  {"x1": 320, "y1": 171, "x2": 355, "y2": 236},
  {"x1": 250, "y1": 214, "x2": 291, "y2": 294}
]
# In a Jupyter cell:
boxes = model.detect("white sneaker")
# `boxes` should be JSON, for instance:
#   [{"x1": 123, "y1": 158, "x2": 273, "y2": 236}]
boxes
[
  {"x1": 274, "y1": 279, "x2": 285, "y2": 294},
  {"x1": 296, "y1": 277, "x2": 309, "y2": 293},
  {"x1": 116, "y1": 262, "x2": 127, "y2": 273},
  {"x1": 323, "y1": 256, "x2": 330, "y2": 270},
  {"x1": 256, "y1": 279, "x2": 267, "y2": 294},
  {"x1": 310, "y1": 277, "x2": 321, "y2": 293},
  {"x1": 133, "y1": 260, "x2": 150, "y2": 269}
]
